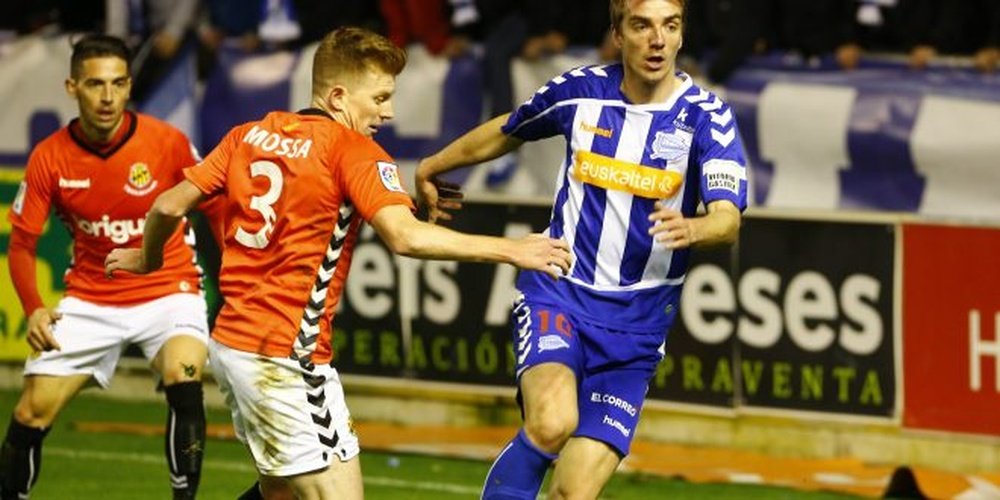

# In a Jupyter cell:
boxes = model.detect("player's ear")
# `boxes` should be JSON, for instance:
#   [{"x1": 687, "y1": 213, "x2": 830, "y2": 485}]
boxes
[
  {"x1": 327, "y1": 85, "x2": 348, "y2": 112},
  {"x1": 65, "y1": 77, "x2": 77, "y2": 99}
]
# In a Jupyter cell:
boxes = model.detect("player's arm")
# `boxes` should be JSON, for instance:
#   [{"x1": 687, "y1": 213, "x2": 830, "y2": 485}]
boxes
[
  {"x1": 8, "y1": 229, "x2": 44, "y2": 318},
  {"x1": 9, "y1": 151, "x2": 64, "y2": 351},
  {"x1": 369, "y1": 204, "x2": 571, "y2": 279},
  {"x1": 418, "y1": 113, "x2": 523, "y2": 175},
  {"x1": 648, "y1": 200, "x2": 741, "y2": 250},
  {"x1": 415, "y1": 113, "x2": 524, "y2": 223},
  {"x1": 8, "y1": 228, "x2": 62, "y2": 351},
  {"x1": 105, "y1": 180, "x2": 205, "y2": 276},
  {"x1": 656, "y1": 98, "x2": 747, "y2": 250}
]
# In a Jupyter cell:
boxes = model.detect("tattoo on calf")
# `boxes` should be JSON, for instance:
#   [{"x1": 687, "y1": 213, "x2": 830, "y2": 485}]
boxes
[{"x1": 182, "y1": 363, "x2": 197, "y2": 378}]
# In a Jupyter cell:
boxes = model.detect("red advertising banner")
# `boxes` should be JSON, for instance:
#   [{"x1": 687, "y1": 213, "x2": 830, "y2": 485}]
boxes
[{"x1": 903, "y1": 224, "x2": 1000, "y2": 435}]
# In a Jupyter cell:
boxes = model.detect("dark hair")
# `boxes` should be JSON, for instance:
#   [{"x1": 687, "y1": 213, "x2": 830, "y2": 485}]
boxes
[{"x1": 70, "y1": 34, "x2": 131, "y2": 77}]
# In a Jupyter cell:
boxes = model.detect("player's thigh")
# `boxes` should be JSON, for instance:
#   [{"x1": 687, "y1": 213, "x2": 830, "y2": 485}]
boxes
[
  {"x1": 512, "y1": 295, "x2": 582, "y2": 431},
  {"x1": 548, "y1": 437, "x2": 620, "y2": 499},
  {"x1": 23, "y1": 297, "x2": 129, "y2": 389},
  {"x1": 14, "y1": 374, "x2": 91, "y2": 427},
  {"x1": 576, "y1": 328, "x2": 662, "y2": 457},
  {"x1": 208, "y1": 340, "x2": 359, "y2": 478},
  {"x1": 132, "y1": 293, "x2": 209, "y2": 380},
  {"x1": 520, "y1": 362, "x2": 579, "y2": 427},
  {"x1": 284, "y1": 456, "x2": 363, "y2": 500}
]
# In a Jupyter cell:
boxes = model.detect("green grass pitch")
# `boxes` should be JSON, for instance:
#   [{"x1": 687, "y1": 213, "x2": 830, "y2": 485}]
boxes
[{"x1": 0, "y1": 388, "x2": 859, "y2": 499}]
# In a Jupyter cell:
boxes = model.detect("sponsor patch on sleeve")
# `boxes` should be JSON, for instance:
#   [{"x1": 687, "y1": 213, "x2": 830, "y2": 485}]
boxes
[
  {"x1": 703, "y1": 159, "x2": 745, "y2": 195},
  {"x1": 12, "y1": 181, "x2": 27, "y2": 215},
  {"x1": 376, "y1": 161, "x2": 405, "y2": 193}
]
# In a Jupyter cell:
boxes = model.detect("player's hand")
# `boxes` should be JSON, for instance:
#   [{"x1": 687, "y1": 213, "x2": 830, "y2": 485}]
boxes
[
  {"x1": 648, "y1": 202, "x2": 697, "y2": 249},
  {"x1": 416, "y1": 169, "x2": 464, "y2": 224},
  {"x1": 104, "y1": 248, "x2": 150, "y2": 278},
  {"x1": 511, "y1": 234, "x2": 571, "y2": 279},
  {"x1": 26, "y1": 307, "x2": 61, "y2": 352}
]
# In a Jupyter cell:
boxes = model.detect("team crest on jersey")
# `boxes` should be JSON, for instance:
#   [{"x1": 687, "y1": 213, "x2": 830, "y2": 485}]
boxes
[
  {"x1": 538, "y1": 335, "x2": 570, "y2": 353},
  {"x1": 650, "y1": 129, "x2": 691, "y2": 165},
  {"x1": 125, "y1": 162, "x2": 158, "y2": 196},
  {"x1": 376, "y1": 161, "x2": 405, "y2": 193}
]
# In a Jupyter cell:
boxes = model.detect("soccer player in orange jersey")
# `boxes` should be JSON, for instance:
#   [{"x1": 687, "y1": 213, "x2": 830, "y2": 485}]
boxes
[
  {"x1": 2, "y1": 35, "x2": 210, "y2": 500},
  {"x1": 104, "y1": 27, "x2": 571, "y2": 500}
]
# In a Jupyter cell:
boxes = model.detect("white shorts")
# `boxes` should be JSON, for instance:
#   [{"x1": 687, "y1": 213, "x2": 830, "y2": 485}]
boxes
[
  {"x1": 24, "y1": 293, "x2": 209, "y2": 388},
  {"x1": 208, "y1": 338, "x2": 360, "y2": 477}
]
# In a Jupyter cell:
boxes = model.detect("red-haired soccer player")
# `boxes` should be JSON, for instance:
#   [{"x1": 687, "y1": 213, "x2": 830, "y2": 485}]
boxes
[{"x1": 106, "y1": 27, "x2": 571, "y2": 500}]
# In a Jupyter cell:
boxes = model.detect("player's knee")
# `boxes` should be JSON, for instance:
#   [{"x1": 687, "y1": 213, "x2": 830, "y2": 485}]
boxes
[
  {"x1": 13, "y1": 395, "x2": 58, "y2": 429},
  {"x1": 261, "y1": 484, "x2": 294, "y2": 500},
  {"x1": 524, "y1": 413, "x2": 577, "y2": 453},
  {"x1": 548, "y1": 481, "x2": 596, "y2": 500},
  {"x1": 259, "y1": 477, "x2": 295, "y2": 500},
  {"x1": 161, "y1": 360, "x2": 204, "y2": 384}
]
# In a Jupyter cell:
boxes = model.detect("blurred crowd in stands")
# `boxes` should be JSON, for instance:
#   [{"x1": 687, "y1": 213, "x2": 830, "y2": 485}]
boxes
[
  {"x1": 2, "y1": 0, "x2": 998, "y2": 99},
  {"x1": 687, "y1": 0, "x2": 1000, "y2": 83}
]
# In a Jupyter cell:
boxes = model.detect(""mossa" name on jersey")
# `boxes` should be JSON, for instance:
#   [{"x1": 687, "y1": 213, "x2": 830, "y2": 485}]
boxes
[{"x1": 242, "y1": 125, "x2": 313, "y2": 159}]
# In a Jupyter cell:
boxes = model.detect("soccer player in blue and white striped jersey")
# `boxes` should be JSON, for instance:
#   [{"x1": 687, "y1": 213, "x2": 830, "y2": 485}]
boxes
[{"x1": 417, "y1": 0, "x2": 747, "y2": 497}]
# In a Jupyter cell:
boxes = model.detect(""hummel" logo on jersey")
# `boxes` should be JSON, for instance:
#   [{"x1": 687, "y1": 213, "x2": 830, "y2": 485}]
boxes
[
  {"x1": 580, "y1": 122, "x2": 613, "y2": 138},
  {"x1": 59, "y1": 177, "x2": 91, "y2": 189}
]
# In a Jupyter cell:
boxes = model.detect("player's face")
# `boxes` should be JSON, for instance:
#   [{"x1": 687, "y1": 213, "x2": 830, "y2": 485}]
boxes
[
  {"x1": 66, "y1": 56, "x2": 131, "y2": 140},
  {"x1": 339, "y1": 69, "x2": 396, "y2": 137},
  {"x1": 615, "y1": 0, "x2": 684, "y2": 85}
]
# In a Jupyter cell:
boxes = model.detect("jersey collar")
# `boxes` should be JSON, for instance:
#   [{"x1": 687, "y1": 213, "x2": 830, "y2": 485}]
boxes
[{"x1": 68, "y1": 110, "x2": 138, "y2": 159}]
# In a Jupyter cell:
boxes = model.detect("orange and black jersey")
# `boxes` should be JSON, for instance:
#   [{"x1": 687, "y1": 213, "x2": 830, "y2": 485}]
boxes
[{"x1": 185, "y1": 109, "x2": 414, "y2": 364}]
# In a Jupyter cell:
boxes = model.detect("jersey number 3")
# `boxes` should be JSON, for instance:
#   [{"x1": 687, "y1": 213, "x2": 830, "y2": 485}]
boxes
[{"x1": 235, "y1": 160, "x2": 283, "y2": 249}]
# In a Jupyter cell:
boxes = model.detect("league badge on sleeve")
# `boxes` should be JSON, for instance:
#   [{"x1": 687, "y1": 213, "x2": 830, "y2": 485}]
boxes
[
  {"x1": 376, "y1": 161, "x2": 405, "y2": 193},
  {"x1": 703, "y1": 159, "x2": 745, "y2": 195},
  {"x1": 12, "y1": 181, "x2": 27, "y2": 215}
]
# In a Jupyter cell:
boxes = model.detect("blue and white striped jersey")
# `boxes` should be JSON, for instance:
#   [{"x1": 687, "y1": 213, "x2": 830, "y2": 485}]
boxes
[{"x1": 505, "y1": 64, "x2": 748, "y2": 332}]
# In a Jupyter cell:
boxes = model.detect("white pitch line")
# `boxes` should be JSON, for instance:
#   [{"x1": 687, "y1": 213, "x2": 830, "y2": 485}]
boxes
[{"x1": 45, "y1": 447, "x2": 482, "y2": 496}]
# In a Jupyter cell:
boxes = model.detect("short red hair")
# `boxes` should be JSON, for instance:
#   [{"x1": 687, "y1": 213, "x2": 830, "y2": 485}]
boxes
[{"x1": 312, "y1": 27, "x2": 407, "y2": 95}]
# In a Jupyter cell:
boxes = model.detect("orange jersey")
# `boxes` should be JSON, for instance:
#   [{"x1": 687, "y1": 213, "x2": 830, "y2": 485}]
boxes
[
  {"x1": 184, "y1": 109, "x2": 414, "y2": 364},
  {"x1": 8, "y1": 112, "x2": 203, "y2": 305}
]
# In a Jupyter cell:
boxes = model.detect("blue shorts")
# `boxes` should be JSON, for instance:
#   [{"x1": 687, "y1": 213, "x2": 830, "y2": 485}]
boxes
[{"x1": 512, "y1": 293, "x2": 666, "y2": 456}]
